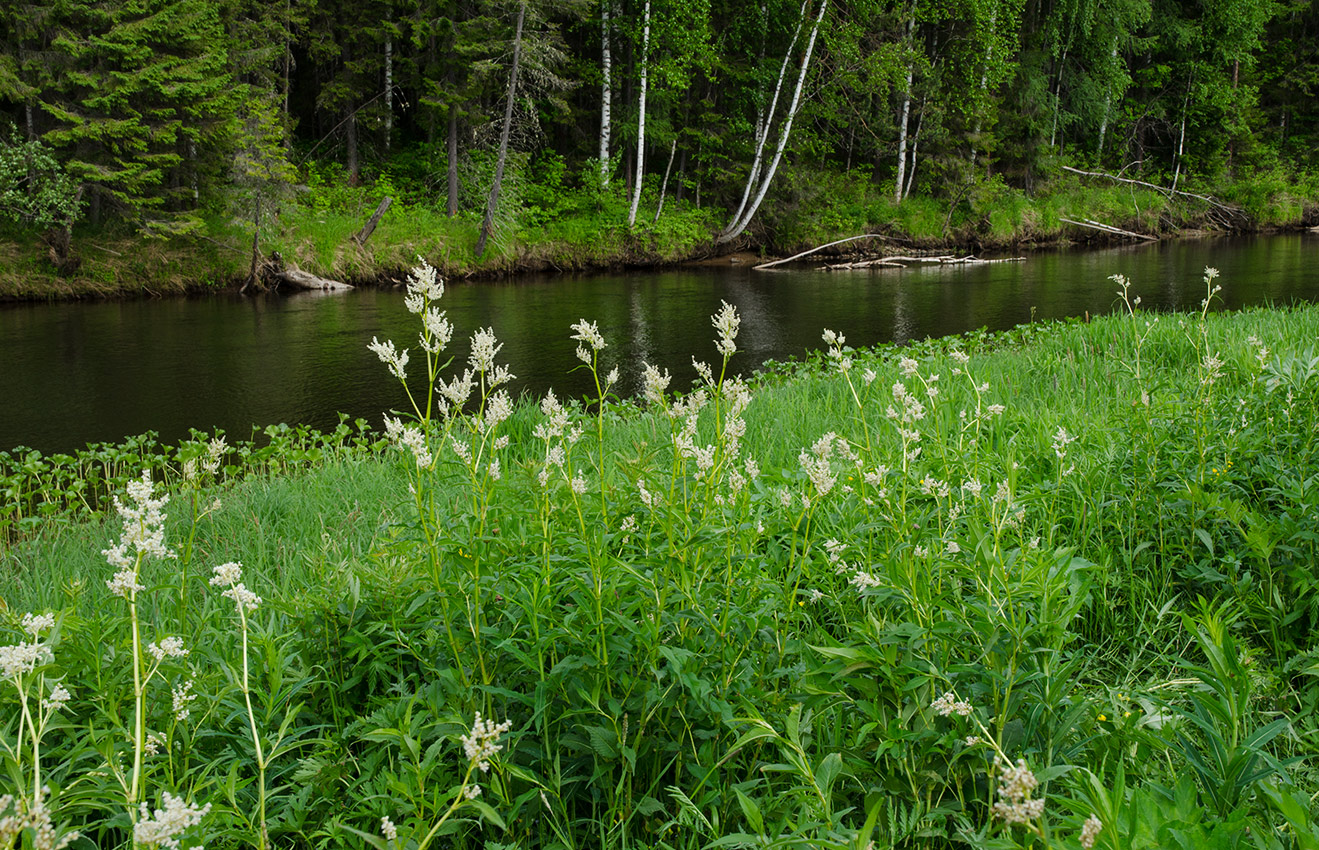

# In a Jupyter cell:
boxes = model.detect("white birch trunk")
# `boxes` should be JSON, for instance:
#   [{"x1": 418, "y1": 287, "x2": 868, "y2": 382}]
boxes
[
  {"x1": 1049, "y1": 45, "x2": 1066, "y2": 148},
  {"x1": 627, "y1": 0, "x2": 651, "y2": 226},
  {"x1": 1096, "y1": 43, "x2": 1117, "y2": 158},
  {"x1": 653, "y1": 139, "x2": 677, "y2": 223},
  {"x1": 718, "y1": 0, "x2": 828, "y2": 243},
  {"x1": 894, "y1": 15, "x2": 915, "y2": 204},
  {"x1": 1171, "y1": 72, "x2": 1191, "y2": 192},
  {"x1": 723, "y1": 0, "x2": 810, "y2": 237},
  {"x1": 904, "y1": 99, "x2": 923, "y2": 199},
  {"x1": 599, "y1": 0, "x2": 612, "y2": 187},
  {"x1": 970, "y1": 3, "x2": 998, "y2": 164}
]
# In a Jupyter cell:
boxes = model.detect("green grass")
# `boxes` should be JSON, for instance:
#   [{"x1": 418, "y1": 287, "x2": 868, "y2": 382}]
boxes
[{"x1": 3, "y1": 268, "x2": 1319, "y2": 850}]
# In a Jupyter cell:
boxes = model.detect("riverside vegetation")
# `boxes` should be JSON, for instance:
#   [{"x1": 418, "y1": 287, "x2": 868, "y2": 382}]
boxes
[{"x1": 3, "y1": 261, "x2": 1319, "y2": 848}]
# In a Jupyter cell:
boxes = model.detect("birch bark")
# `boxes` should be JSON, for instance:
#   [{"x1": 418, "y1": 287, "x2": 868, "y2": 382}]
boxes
[
  {"x1": 599, "y1": 0, "x2": 612, "y2": 187},
  {"x1": 894, "y1": 13, "x2": 915, "y2": 204},
  {"x1": 718, "y1": 0, "x2": 827, "y2": 243},
  {"x1": 627, "y1": 0, "x2": 651, "y2": 226},
  {"x1": 725, "y1": 0, "x2": 809, "y2": 231}
]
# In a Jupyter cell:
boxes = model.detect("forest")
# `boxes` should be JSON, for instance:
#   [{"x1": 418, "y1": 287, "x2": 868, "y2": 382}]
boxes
[{"x1": 1, "y1": 0, "x2": 1318, "y2": 282}]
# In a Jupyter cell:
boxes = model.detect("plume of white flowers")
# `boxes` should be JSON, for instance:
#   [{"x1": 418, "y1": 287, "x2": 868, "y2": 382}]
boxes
[
  {"x1": 210, "y1": 562, "x2": 261, "y2": 613},
  {"x1": 991, "y1": 756, "x2": 1046, "y2": 825},
  {"x1": 368, "y1": 336, "x2": 410, "y2": 381},
  {"x1": 642, "y1": 363, "x2": 671, "y2": 405},
  {"x1": 571, "y1": 319, "x2": 606, "y2": 362},
  {"x1": 103, "y1": 472, "x2": 175, "y2": 599},
  {"x1": 462, "y1": 712, "x2": 513, "y2": 773},
  {"x1": 0, "y1": 796, "x2": 79, "y2": 850},
  {"x1": 468, "y1": 327, "x2": 505, "y2": 375},
  {"x1": 133, "y1": 792, "x2": 210, "y2": 849},
  {"x1": 713, "y1": 301, "x2": 740, "y2": 357}
]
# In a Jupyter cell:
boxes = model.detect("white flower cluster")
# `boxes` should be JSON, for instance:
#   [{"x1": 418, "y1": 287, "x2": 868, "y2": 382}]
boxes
[
  {"x1": 104, "y1": 472, "x2": 175, "y2": 597},
  {"x1": 991, "y1": 756, "x2": 1046, "y2": 825},
  {"x1": 147, "y1": 637, "x2": 189, "y2": 663},
  {"x1": 462, "y1": 712, "x2": 513, "y2": 773},
  {"x1": 822, "y1": 328, "x2": 852, "y2": 372},
  {"x1": 2, "y1": 612, "x2": 55, "y2": 680},
  {"x1": 383, "y1": 417, "x2": 433, "y2": 468},
  {"x1": 173, "y1": 679, "x2": 197, "y2": 721},
  {"x1": 42, "y1": 683, "x2": 71, "y2": 712},
  {"x1": 133, "y1": 792, "x2": 210, "y2": 849},
  {"x1": 798, "y1": 432, "x2": 855, "y2": 499},
  {"x1": 0, "y1": 795, "x2": 79, "y2": 850},
  {"x1": 380, "y1": 815, "x2": 398, "y2": 841},
  {"x1": 713, "y1": 301, "x2": 740, "y2": 357},
  {"x1": 1051, "y1": 426, "x2": 1076, "y2": 461},
  {"x1": 1080, "y1": 814, "x2": 1103, "y2": 849},
  {"x1": 368, "y1": 336, "x2": 410, "y2": 381},
  {"x1": 642, "y1": 363, "x2": 671, "y2": 405},
  {"x1": 571, "y1": 319, "x2": 606, "y2": 364},
  {"x1": 931, "y1": 691, "x2": 973, "y2": 717},
  {"x1": 210, "y1": 562, "x2": 261, "y2": 613}
]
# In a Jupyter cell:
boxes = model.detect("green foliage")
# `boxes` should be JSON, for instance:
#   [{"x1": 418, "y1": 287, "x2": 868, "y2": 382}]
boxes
[{"x1": 0, "y1": 127, "x2": 81, "y2": 230}]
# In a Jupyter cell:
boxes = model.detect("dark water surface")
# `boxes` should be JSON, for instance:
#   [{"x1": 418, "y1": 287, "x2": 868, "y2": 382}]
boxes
[{"x1": 3, "y1": 233, "x2": 1317, "y2": 453}]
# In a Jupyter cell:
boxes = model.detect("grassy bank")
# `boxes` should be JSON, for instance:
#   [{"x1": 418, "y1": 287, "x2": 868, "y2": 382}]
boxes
[
  {"x1": 3, "y1": 267, "x2": 1319, "y2": 849},
  {"x1": 3, "y1": 159, "x2": 1317, "y2": 301}
]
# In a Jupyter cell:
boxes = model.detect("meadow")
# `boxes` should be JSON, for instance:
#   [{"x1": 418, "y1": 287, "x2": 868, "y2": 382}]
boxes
[{"x1": 2, "y1": 262, "x2": 1318, "y2": 850}]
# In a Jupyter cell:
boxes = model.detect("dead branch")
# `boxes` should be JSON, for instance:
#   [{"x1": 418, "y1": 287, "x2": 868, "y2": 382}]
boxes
[
  {"x1": 820, "y1": 254, "x2": 1025, "y2": 271},
  {"x1": 753, "y1": 233, "x2": 888, "y2": 270},
  {"x1": 1059, "y1": 217, "x2": 1158, "y2": 241},
  {"x1": 1061, "y1": 165, "x2": 1244, "y2": 216}
]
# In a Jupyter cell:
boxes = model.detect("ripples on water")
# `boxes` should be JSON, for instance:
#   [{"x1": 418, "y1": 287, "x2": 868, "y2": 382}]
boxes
[{"x1": 3, "y1": 234, "x2": 1317, "y2": 452}]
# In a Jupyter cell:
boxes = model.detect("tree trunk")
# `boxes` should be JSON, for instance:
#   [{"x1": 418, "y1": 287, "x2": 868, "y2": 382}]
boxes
[
  {"x1": 599, "y1": 0, "x2": 613, "y2": 188},
  {"x1": 726, "y1": 0, "x2": 809, "y2": 233},
  {"x1": 346, "y1": 112, "x2": 360, "y2": 185},
  {"x1": 718, "y1": 0, "x2": 828, "y2": 243},
  {"x1": 894, "y1": 14, "x2": 914, "y2": 204},
  {"x1": 970, "y1": 3, "x2": 998, "y2": 164},
  {"x1": 1171, "y1": 71, "x2": 1192, "y2": 193},
  {"x1": 447, "y1": 101, "x2": 460, "y2": 216},
  {"x1": 904, "y1": 98, "x2": 924, "y2": 199},
  {"x1": 653, "y1": 139, "x2": 677, "y2": 223},
  {"x1": 245, "y1": 198, "x2": 261, "y2": 293},
  {"x1": 1049, "y1": 45, "x2": 1067, "y2": 148},
  {"x1": 627, "y1": 0, "x2": 652, "y2": 226},
  {"x1": 384, "y1": 19, "x2": 393, "y2": 152},
  {"x1": 475, "y1": 0, "x2": 527, "y2": 259},
  {"x1": 1096, "y1": 42, "x2": 1117, "y2": 160}
]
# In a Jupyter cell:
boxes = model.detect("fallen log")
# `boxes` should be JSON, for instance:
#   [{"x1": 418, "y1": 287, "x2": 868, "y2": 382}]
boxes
[
  {"x1": 254, "y1": 251, "x2": 353, "y2": 293},
  {"x1": 274, "y1": 267, "x2": 354, "y2": 292},
  {"x1": 753, "y1": 234, "x2": 889, "y2": 270},
  {"x1": 1059, "y1": 216, "x2": 1158, "y2": 242},
  {"x1": 820, "y1": 254, "x2": 1025, "y2": 271}
]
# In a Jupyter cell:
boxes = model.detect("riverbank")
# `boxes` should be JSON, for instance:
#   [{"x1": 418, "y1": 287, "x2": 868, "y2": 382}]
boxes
[
  {"x1": 3, "y1": 167, "x2": 1316, "y2": 301},
  {"x1": 3, "y1": 298, "x2": 1318, "y2": 848}
]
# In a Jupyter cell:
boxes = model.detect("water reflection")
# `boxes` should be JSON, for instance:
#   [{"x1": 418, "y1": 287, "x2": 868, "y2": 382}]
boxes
[{"x1": 2, "y1": 233, "x2": 1317, "y2": 453}]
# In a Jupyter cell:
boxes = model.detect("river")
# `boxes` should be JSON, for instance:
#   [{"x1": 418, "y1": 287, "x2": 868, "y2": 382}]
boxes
[{"x1": 3, "y1": 233, "x2": 1317, "y2": 453}]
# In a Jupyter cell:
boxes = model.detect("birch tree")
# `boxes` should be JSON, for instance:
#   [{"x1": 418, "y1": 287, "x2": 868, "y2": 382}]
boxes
[
  {"x1": 599, "y1": 0, "x2": 613, "y2": 187},
  {"x1": 717, "y1": 0, "x2": 828, "y2": 243},
  {"x1": 627, "y1": 0, "x2": 651, "y2": 225}
]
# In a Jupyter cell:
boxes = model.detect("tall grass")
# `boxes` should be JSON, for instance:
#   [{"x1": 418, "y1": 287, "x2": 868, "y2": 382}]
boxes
[{"x1": 3, "y1": 263, "x2": 1319, "y2": 849}]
